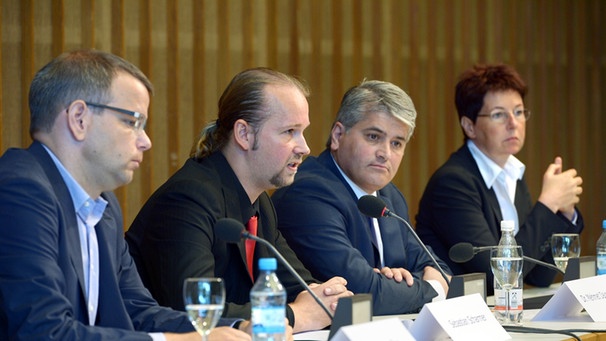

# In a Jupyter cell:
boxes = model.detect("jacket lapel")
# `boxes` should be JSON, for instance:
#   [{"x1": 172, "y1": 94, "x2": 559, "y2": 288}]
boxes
[
  {"x1": 459, "y1": 146, "x2": 503, "y2": 225},
  {"x1": 29, "y1": 142, "x2": 87, "y2": 301}
]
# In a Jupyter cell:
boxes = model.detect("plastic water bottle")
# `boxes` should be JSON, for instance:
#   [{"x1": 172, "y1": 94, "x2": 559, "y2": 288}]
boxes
[
  {"x1": 250, "y1": 258, "x2": 286, "y2": 341},
  {"x1": 494, "y1": 220, "x2": 523, "y2": 324},
  {"x1": 596, "y1": 220, "x2": 606, "y2": 276}
]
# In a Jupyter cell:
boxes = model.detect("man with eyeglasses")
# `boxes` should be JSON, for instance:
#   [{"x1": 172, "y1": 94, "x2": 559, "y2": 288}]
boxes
[
  {"x1": 415, "y1": 63, "x2": 584, "y2": 293},
  {"x1": 0, "y1": 49, "x2": 250, "y2": 340}
]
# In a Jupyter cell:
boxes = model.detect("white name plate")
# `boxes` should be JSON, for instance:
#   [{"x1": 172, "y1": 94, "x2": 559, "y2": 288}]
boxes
[
  {"x1": 330, "y1": 317, "x2": 415, "y2": 341},
  {"x1": 532, "y1": 275, "x2": 606, "y2": 322},
  {"x1": 409, "y1": 293, "x2": 510, "y2": 341}
]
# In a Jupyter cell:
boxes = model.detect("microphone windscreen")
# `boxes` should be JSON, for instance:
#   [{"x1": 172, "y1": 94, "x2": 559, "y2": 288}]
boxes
[
  {"x1": 449, "y1": 242, "x2": 476, "y2": 263},
  {"x1": 357, "y1": 195, "x2": 386, "y2": 218},
  {"x1": 215, "y1": 218, "x2": 245, "y2": 243}
]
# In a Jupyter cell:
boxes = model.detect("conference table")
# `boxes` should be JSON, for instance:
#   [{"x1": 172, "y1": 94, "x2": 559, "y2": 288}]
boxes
[{"x1": 294, "y1": 284, "x2": 606, "y2": 340}]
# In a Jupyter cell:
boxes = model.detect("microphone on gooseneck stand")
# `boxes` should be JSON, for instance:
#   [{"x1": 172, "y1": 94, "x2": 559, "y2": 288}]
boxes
[
  {"x1": 448, "y1": 242, "x2": 564, "y2": 274},
  {"x1": 357, "y1": 195, "x2": 451, "y2": 285},
  {"x1": 214, "y1": 218, "x2": 334, "y2": 320}
]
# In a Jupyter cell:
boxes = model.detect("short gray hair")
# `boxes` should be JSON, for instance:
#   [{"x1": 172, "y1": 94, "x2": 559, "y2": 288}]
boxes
[{"x1": 326, "y1": 80, "x2": 417, "y2": 148}]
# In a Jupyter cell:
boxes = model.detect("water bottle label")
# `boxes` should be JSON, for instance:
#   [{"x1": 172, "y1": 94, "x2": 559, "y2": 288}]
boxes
[
  {"x1": 597, "y1": 254, "x2": 606, "y2": 275},
  {"x1": 493, "y1": 289, "x2": 506, "y2": 310},
  {"x1": 252, "y1": 307, "x2": 285, "y2": 334},
  {"x1": 493, "y1": 289, "x2": 523, "y2": 311},
  {"x1": 509, "y1": 289, "x2": 523, "y2": 310}
]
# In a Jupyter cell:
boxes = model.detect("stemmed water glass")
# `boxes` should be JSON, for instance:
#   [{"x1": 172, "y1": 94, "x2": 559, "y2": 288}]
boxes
[
  {"x1": 490, "y1": 246, "x2": 523, "y2": 325},
  {"x1": 183, "y1": 277, "x2": 226, "y2": 340},
  {"x1": 551, "y1": 233, "x2": 581, "y2": 273}
]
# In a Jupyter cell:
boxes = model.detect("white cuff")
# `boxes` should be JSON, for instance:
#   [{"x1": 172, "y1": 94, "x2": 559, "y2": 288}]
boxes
[
  {"x1": 149, "y1": 332, "x2": 167, "y2": 341},
  {"x1": 427, "y1": 279, "x2": 447, "y2": 302}
]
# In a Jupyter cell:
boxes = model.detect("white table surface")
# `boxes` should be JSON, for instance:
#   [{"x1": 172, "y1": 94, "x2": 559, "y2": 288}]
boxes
[{"x1": 294, "y1": 283, "x2": 606, "y2": 341}]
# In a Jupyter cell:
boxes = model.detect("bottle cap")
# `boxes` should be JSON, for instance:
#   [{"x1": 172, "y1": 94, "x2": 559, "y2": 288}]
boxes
[
  {"x1": 603, "y1": 220, "x2": 606, "y2": 229},
  {"x1": 258, "y1": 257, "x2": 277, "y2": 271},
  {"x1": 500, "y1": 220, "x2": 514, "y2": 232}
]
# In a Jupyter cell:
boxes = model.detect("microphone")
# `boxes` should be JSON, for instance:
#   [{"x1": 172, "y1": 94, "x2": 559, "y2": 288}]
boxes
[
  {"x1": 214, "y1": 218, "x2": 334, "y2": 320},
  {"x1": 449, "y1": 242, "x2": 493, "y2": 263},
  {"x1": 448, "y1": 242, "x2": 564, "y2": 274},
  {"x1": 357, "y1": 195, "x2": 451, "y2": 284}
]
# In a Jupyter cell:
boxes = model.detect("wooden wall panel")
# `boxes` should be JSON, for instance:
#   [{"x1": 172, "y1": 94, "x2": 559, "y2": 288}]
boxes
[{"x1": 1, "y1": 0, "x2": 604, "y2": 258}]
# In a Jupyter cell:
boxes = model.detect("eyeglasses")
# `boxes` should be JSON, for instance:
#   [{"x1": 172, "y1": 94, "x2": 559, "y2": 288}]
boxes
[
  {"x1": 85, "y1": 102, "x2": 147, "y2": 131},
  {"x1": 477, "y1": 108, "x2": 530, "y2": 124}
]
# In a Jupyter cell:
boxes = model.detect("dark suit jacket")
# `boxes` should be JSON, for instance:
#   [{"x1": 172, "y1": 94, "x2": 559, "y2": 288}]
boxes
[
  {"x1": 0, "y1": 142, "x2": 194, "y2": 341},
  {"x1": 415, "y1": 144, "x2": 584, "y2": 293},
  {"x1": 272, "y1": 149, "x2": 451, "y2": 315},
  {"x1": 126, "y1": 151, "x2": 315, "y2": 325}
]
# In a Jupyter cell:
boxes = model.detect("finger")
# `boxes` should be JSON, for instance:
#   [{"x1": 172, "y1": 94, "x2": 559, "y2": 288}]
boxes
[
  {"x1": 404, "y1": 271, "x2": 414, "y2": 286},
  {"x1": 561, "y1": 168, "x2": 578, "y2": 178},
  {"x1": 554, "y1": 156, "x2": 563, "y2": 174},
  {"x1": 323, "y1": 283, "x2": 349, "y2": 296},
  {"x1": 392, "y1": 270, "x2": 403, "y2": 283},
  {"x1": 544, "y1": 162, "x2": 561, "y2": 176},
  {"x1": 328, "y1": 276, "x2": 348, "y2": 285},
  {"x1": 382, "y1": 267, "x2": 394, "y2": 279}
]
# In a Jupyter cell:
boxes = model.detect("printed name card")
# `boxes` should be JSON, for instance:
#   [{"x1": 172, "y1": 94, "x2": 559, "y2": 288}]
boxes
[
  {"x1": 330, "y1": 317, "x2": 415, "y2": 341},
  {"x1": 409, "y1": 293, "x2": 510, "y2": 341},
  {"x1": 532, "y1": 275, "x2": 606, "y2": 322}
]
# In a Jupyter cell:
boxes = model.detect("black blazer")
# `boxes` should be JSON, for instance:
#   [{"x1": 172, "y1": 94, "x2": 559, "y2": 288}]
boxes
[
  {"x1": 126, "y1": 151, "x2": 314, "y2": 324},
  {"x1": 0, "y1": 142, "x2": 193, "y2": 340},
  {"x1": 415, "y1": 144, "x2": 583, "y2": 292}
]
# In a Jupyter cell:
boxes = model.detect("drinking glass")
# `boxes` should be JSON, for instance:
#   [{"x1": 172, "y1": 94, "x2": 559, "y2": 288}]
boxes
[
  {"x1": 551, "y1": 233, "x2": 581, "y2": 272},
  {"x1": 183, "y1": 277, "x2": 225, "y2": 340},
  {"x1": 490, "y1": 246, "x2": 523, "y2": 325}
]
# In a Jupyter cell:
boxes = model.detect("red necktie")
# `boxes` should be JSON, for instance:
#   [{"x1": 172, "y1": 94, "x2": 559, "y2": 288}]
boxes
[{"x1": 246, "y1": 215, "x2": 258, "y2": 281}]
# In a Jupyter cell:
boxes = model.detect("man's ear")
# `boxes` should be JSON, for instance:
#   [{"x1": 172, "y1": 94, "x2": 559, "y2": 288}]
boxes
[
  {"x1": 329, "y1": 122, "x2": 346, "y2": 150},
  {"x1": 460, "y1": 116, "x2": 476, "y2": 139},
  {"x1": 66, "y1": 101, "x2": 89, "y2": 141},
  {"x1": 233, "y1": 119, "x2": 254, "y2": 150}
]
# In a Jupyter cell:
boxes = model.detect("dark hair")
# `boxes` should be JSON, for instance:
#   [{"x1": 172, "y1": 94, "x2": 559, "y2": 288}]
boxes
[
  {"x1": 28, "y1": 49, "x2": 153, "y2": 137},
  {"x1": 454, "y1": 63, "x2": 527, "y2": 140},
  {"x1": 190, "y1": 67, "x2": 310, "y2": 159},
  {"x1": 325, "y1": 79, "x2": 417, "y2": 149}
]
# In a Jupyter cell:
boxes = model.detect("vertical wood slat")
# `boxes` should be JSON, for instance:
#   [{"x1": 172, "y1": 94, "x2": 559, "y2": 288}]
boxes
[
  {"x1": 109, "y1": 0, "x2": 127, "y2": 216},
  {"x1": 1, "y1": 0, "x2": 605, "y2": 256},
  {"x1": 588, "y1": 0, "x2": 605, "y2": 246},
  {"x1": 331, "y1": 0, "x2": 343, "y2": 113},
  {"x1": 166, "y1": 0, "x2": 179, "y2": 174},
  {"x1": 425, "y1": 0, "x2": 438, "y2": 175},
  {"x1": 308, "y1": 0, "x2": 325, "y2": 154},
  {"x1": 369, "y1": 1, "x2": 381, "y2": 78},
  {"x1": 265, "y1": 0, "x2": 277, "y2": 69},
  {"x1": 289, "y1": 0, "x2": 300, "y2": 75},
  {"x1": 138, "y1": 0, "x2": 153, "y2": 200},
  {"x1": 242, "y1": 0, "x2": 254, "y2": 69},
  {"x1": 351, "y1": 0, "x2": 362, "y2": 81},
  {"x1": 20, "y1": 0, "x2": 34, "y2": 146},
  {"x1": 51, "y1": 0, "x2": 64, "y2": 56},
  {"x1": 0, "y1": 0, "x2": 3, "y2": 147},
  {"x1": 217, "y1": 0, "x2": 230, "y2": 85},
  {"x1": 192, "y1": 1, "x2": 206, "y2": 139},
  {"x1": 81, "y1": 0, "x2": 94, "y2": 47},
  {"x1": 406, "y1": 0, "x2": 421, "y2": 203}
]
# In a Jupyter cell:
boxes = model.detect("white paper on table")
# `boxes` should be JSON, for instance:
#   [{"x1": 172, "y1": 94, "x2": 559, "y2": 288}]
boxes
[
  {"x1": 532, "y1": 275, "x2": 606, "y2": 322},
  {"x1": 409, "y1": 293, "x2": 510, "y2": 341}
]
